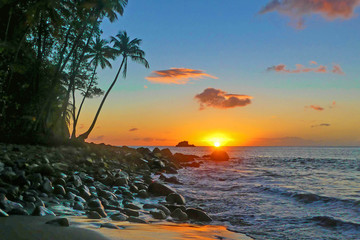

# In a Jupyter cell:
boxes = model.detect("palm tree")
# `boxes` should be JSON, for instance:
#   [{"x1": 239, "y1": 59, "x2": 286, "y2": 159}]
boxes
[
  {"x1": 78, "y1": 31, "x2": 149, "y2": 140},
  {"x1": 71, "y1": 37, "x2": 115, "y2": 138}
]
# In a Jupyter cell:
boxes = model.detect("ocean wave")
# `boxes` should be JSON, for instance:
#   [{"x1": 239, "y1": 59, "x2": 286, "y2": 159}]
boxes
[
  {"x1": 310, "y1": 216, "x2": 360, "y2": 229},
  {"x1": 257, "y1": 186, "x2": 360, "y2": 207}
]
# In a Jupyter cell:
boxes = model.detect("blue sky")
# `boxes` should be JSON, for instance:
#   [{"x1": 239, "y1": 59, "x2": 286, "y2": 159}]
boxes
[{"x1": 81, "y1": 0, "x2": 360, "y2": 146}]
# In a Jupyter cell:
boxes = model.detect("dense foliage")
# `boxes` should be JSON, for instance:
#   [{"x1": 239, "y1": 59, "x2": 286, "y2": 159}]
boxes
[{"x1": 0, "y1": 0, "x2": 149, "y2": 144}]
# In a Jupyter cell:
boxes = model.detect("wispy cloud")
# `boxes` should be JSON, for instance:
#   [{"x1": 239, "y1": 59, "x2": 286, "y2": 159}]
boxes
[
  {"x1": 311, "y1": 123, "x2": 331, "y2": 128},
  {"x1": 129, "y1": 128, "x2": 139, "y2": 132},
  {"x1": 306, "y1": 105, "x2": 325, "y2": 111},
  {"x1": 195, "y1": 88, "x2": 252, "y2": 110},
  {"x1": 146, "y1": 68, "x2": 217, "y2": 84},
  {"x1": 133, "y1": 138, "x2": 168, "y2": 142},
  {"x1": 259, "y1": 0, "x2": 360, "y2": 28},
  {"x1": 88, "y1": 135, "x2": 104, "y2": 141},
  {"x1": 267, "y1": 63, "x2": 344, "y2": 74}
]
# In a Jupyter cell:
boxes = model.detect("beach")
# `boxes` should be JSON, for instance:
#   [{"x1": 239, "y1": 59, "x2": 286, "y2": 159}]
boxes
[{"x1": 0, "y1": 143, "x2": 251, "y2": 240}]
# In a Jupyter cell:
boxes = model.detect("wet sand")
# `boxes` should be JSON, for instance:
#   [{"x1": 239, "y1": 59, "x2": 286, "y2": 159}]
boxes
[{"x1": 0, "y1": 216, "x2": 252, "y2": 240}]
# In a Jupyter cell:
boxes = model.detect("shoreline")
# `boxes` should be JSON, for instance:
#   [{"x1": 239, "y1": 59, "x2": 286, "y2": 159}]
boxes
[{"x1": 0, "y1": 142, "x2": 252, "y2": 239}]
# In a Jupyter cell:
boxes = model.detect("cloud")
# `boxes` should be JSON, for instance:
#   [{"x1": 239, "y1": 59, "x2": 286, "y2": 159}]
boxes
[
  {"x1": 144, "y1": 85, "x2": 148, "y2": 89},
  {"x1": 311, "y1": 123, "x2": 331, "y2": 128},
  {"x1": 267, "y1": 63, "x2": 344, "y2": 74},
  {"x1": 332, "y1": 64, "x2": 345, "y2": 74},
  {"x1": 309, "y1": 60, "x2": 318, "y2": 65},
  {"x1": 306, "y1": 105, "x2": 325, "y2": 111},
  {"x1": 129, "y1": 128, "x2": 139, "y2": 132},
  {"x1": 146, "y1": 68, "x2": 217, "y2": 84},
  {"x1": 194, "y1": 88, "x2": 252, "y2": 110},
  {"x1": 259, "y1": 0, "x2": 360, "y2": 28},
  {"x1": 330, "y1": 101, "x2": 336, "y2": 108}
]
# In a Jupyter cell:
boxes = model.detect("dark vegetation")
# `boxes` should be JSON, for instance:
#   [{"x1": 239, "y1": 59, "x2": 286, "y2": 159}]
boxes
[{"x1": 0, "y1": 0, "x2": 149, "y2": 145}]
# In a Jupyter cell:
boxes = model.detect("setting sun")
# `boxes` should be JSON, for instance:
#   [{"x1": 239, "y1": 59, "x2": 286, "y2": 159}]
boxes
[{"x1": 214, "y1": 142, "x2": 221, "y2": 147}]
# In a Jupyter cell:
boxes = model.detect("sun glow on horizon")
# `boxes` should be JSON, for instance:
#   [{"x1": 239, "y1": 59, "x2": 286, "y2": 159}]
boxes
[
  {"x1": 204, "y1": 133, "x2": 232, "y2": 147},
  {"x1": 214, "y1": 141, "x2": 221, "y2": 147}
]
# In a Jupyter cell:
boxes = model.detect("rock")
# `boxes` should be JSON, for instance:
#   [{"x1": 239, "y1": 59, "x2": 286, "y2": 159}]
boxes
[
  {"x1": 148, "y1": 182, "x2": 175, "y2": 196},
  {"x1": 173, "y1": 153, "x2": 197, "y2": 163},
  {"x1": 124, "y1": 203, "x2": 141, "y2": 210},
  {"x1": 95, "y1": 207, "x2": 107, "y2": 218},
  {"x1": 156, "y1": 205, "x2": 171, "y2": 216},
  {"x1": 0, "y1": 208, "x2": 8, "y2": 217},
  {"x1": 46, "y1": 218, "x2": 70, "y2": 227},
  {"x1": 66, "y1": 192, "x2": 76, "y2": 200},
  {"x1": 72, "y1": 175, "x2": 82, "y2": 188},
  {"x1": 137, "y1": 189, "x2": 148, "y2": 198},
  {"x1": 150, "y1": 210, "x2": 166, "y2": 220},
  {"x1": 127, "y1": 216, "x2": 147, "y2": 224},
  {"x1": 175, "y1": 141, "x2": 195, "y2": 147},
  {"x1": 122, "y1": 208, "x2": 139, "y2": 217},
  {"x1": 88, "y1": 198, "x2": 103, "y2": 209},
  {"x1": 53, "y1": 178, "x2": 66, "y2": 187},
  {"x1": 210, "y1": 150, "x2": 229, "y2": 161},
  {"x1": 114, "y1": 177, "x2": 128, "y2": 186},
  {"x1": 54, "y1": 185, "x2": 66, "y2": 196},
  {"x1": 73, "y1": 202, "x2": 84, "y2": 210},
  {"x1": 160, "y1": 148, "x2": 173, "y2": 159},
  {"x1": 101, "y1": 223, "x2": 119, "y2": 229},
  {"x1": 166, "y1": 193, "x2": 186, "y2": 205},
  {"x1": 8, "y1": 208, "x2": 29, "y2": 215},
  {"x1": 24, "y1": 195, "x2": 36, "y2": 203},
  {"x1": 186, "y1": 208, "x2": 212, "y2": 222},
  {"x1": 32, "y1": 206, "x2": 56, "y2": 216},
  {"x1": 170, "y1": 208, "x2": 188, "y2": 221},
  {"x1": 160, "y1": 174, "x2": 181, "y2": 184},
  {"x1": 79, "y1": 185, "x2": 91, "y2": 199},
  {"x1": 87, "y1": 211, "x2": 102, "y2": 219},
  {"x1": 42, "y1": 178, "x2": 54, "y2": 193},
  {"x1": 110, "y1": 213, "x2": 128, "y2": 221},
  {"x1": 75, "y1": 196, "x2": 86, "y2": 203}
]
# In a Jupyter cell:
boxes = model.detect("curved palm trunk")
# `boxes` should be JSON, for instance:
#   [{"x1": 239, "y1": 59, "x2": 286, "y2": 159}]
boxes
[
  {"x1": 71, "y1": 66, "x2": 97, "y2": 138},
  {"x1": 78, "y1": 57, "x2": 126, "y2": 141}
]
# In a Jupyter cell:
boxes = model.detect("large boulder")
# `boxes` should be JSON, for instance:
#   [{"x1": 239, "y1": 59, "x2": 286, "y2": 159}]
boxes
[
  {"x1": 147, "y1": 182, "x2": 175, "y2": 196},
  {"x1": 186, "y1": 208, "x2": 212, "y2": 222},
  {"x1": 210, "y1": 150, "x2": 229, "y2": 161}
]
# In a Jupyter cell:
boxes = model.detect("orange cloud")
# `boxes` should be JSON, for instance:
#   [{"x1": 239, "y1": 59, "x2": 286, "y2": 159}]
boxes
[
  {"x1": 267, "y1": 63, "x2": 344, "y2": 74},
  {"x1": 195, "y1": 88, "x2": 252, "y2": 110},
  {"x1": 332, "y1": 64, "x2": 345, "y2": 74},
  {"x1": 307, "y1": 105, "x2": 325, "y2": 111},
  {"x1": 311, "y1": 123, "x2": 331, "y2": 128},
  {"x1": 259, "y1": 0, "x2": 360, "y2": 27},
  {"x1": 129, "y1": 128, "x2": 138, "y2": 132},
  {"x1": 310, "y1": 60, "x2": 318, "y2": 65},
  {"x1": 146, "y1": 68, "x2": 217, "y2": 84}
]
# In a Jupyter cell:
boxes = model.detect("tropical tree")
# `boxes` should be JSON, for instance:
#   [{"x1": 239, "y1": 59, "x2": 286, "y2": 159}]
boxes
[
  {"x1": 78, "y1": 31, "x2": 149, "y2": 140},
  {"x1": 71, "y1": 37, "x2": 115, "y2": 138}
]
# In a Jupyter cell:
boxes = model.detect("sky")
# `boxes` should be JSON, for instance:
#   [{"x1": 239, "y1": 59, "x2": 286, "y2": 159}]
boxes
[{"x1": 78, "y1": 0, "x2": 360, "y2": 146}]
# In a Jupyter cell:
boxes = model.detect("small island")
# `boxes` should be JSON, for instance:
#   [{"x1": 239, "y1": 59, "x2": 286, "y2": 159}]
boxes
[{"x1": 176, "y1": 141, "x2": 196, "y2": 147}]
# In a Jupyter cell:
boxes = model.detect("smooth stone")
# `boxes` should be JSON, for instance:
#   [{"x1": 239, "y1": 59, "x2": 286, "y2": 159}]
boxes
[
  {"x1": 88, "y1": 198, "x2": 103, "y2": 209},
  {"x1": 46, "y1": 218, "x2": 70, "y2": 227},
  {"x1": 166, "y1": 193, "x2": 186, "y2": 205},
  {"x1": 170, "y1": 208, "x2": 188, "y2": 221},
  {"x1": 8, "y1": 208, "x2": 29, "y2": 215},
  {"x1": 127, "y1": 216, "x2": 147, "y2": 224},
  {"x1": 79, "y1": 185, "x2": 91, "y2": 199},
  {"x1": 122, "y1": 208, "x2": 139, "y2": 217},
  {"x1": 53, "y1": 178, "x2": 66, "y2": 187},
  {"x1": 114, "y1": 177, "x2": 128, "y2": 186},
  {"x1": 210, "y1": 150, "x2": 229, "y2": 161},
  {"x1": 186, "y1": 208, "x2": 212, "y2": 222},
  {"x1": 73, "y1": 202, "x2": 84, "y2": 210},
  {"x1": 95, "y1": 207, "x2": 107, "y2": 218},
  {"x1": 147, "y1": 182, "x2": 175, "y2": 196},
  {"x1": 137, "y1": 189, "x2": 148, "y2": 198},
  {"x1": 150, "y1": 210, "x2": 166, "y2": 220},
  {"x1": 110, "y1": 213, "x2": 128, "y2": 221},
  {"x1": 0, "y1": 209, "x2": 9, "y2": 217},
  {"x1": 54, "y1": 185, "x2": 66, "y2": 195},
  {"x1": 124, "y1": 203, "x2": 141, "y2": 210},
  {"x1": 42, "y1": 179, "x2": 54, "y2": 193},
  {"x1": 32, "y1": 206, "x2": 56, "y2": 216},
  {"x1": 24, "y1": 195, "x2": 36, "y2": 203},
  {"x1": 75, "y1": 196, "x2": 86, "y2": 203},
  {"x1": 101, "y1": 223, "x2": 119, "y2": 229},
  {"x1": 72, "y1": 175, "x2": 82, "y2": 188},
  {"x1": 156, "y1": 205, "x2": 171, "y2": 216},
  {"x1": 87, "y1": 211, "x2": 102, "y2": 219}
]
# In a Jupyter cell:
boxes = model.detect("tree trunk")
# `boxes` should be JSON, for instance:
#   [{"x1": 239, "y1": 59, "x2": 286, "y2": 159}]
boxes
[
  {"x1": 78, "y1": 57, "x2": 126, "y2": 141},
  {"x1": 71, "y1": 66, "x2": 97, "y2": 138}
]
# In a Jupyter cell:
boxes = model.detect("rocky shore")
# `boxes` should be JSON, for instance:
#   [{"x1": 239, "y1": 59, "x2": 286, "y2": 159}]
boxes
[{"x1": 0, "y1": 143, "x2": 250, "y2": 239}]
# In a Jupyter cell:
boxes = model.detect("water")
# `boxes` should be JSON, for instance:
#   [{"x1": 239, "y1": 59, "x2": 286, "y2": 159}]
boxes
[{"x1": 148, "y1": 146, "x2": 360, "y2": 240}]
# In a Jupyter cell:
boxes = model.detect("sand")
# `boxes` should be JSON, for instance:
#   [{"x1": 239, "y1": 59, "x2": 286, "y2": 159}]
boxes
[{"x1": 0, "y1": 216, "x2": 253, "y2": 240}]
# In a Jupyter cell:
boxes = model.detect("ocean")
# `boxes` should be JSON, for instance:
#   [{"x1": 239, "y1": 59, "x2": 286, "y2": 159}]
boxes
[{"x1": 147, "y1": 146, "x2": 360, "y2": 240}]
